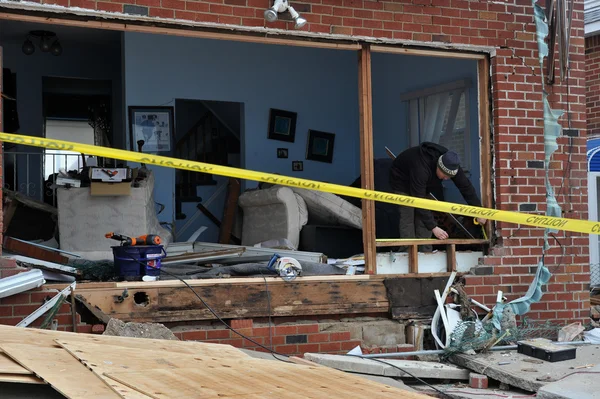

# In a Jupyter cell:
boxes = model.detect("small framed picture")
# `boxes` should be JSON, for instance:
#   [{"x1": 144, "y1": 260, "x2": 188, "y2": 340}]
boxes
[
  {"x1": 128, "y1": 106, "x2": 174, "y2": 153},
  {"x1": 292, "y1": 161, "x2": 303, "y2": 171},
  {"x1": 277, "y1": 148, "x2": 289, "y2": 159},
  {"x1": 268, "y1": 108, "x2": 297, "y2": 143},
  {"x1": 306, "y1": 129, "x2": 335, "y2": 163}
]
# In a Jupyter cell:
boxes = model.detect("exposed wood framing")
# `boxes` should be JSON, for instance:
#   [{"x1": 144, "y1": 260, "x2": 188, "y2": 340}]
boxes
[
  {"x1": 375, "y1": 238, "x2": 488, "y2": 247},
  {"x1": 0, "y1": 12, "x2": 360, "y2": 51},
  {"x1": 478, "y1": 56, "x2": 493, "y2": 240},
  {"x1": 73, "y1": 276, "x2": 389, "y2": 323},
  {"x1": 446, "y1": 244, "x2": 457, "y2": 272},
  {"x1": 358, "y1": 44, "x2": 377, "y2": 275},
  {"x1": 371, "y1": 45, "x2": 487, "y2": 60}
]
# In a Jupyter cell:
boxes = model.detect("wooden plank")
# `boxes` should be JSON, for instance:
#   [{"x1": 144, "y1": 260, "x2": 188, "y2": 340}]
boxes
[
  {"x1": 478, "y1": 56, "x2": 493, "y2": 240},
  {"x1": 219, "y1": 178, "x2": 240, "y2": 244},
  {"x1": 0, "y1": 324, "x2": 249, "y2": 359},
  {"x1": 0, "y1": 351, "x2": 32, "y2": 374},
  {"x1": 103, "y1": 366, "x2": 430, "y2": 399},
  {"x1": 3, "y1": 236, "x2": 68, "y2": 264},
  {"x1": 0, "y1": 344, "x2": 121, "y2": 399},
  {"x1": 408, "y1": 245, "x2": 418, "y2": 274},
  {"x1": 446, "y1": 244, "x2": 457, "y2": 272},
  {"x1": 115, "y1": 274, "x2": 372, "y2": 288},
  {"x1": 371, "y1": 45, "x2": 487, "y2": 59},
  {"x1": 75, "y1": 278, "x2": 388, "y2": 323},
  {"x1": 0, "y1": 13, "x2": 361, "y2": 51},
  {"x1": 54, "y1": 340, "x2": 279, "y2": 398},
  {"x1": 0, "y1": 373, "x2": 44, "y2": 384},
  {"x1": 376, "y1": 238, "x2": 488, "y2": 247},
  {"x1": 358, "y1": 44, "x2": 377, "y2": 275}
]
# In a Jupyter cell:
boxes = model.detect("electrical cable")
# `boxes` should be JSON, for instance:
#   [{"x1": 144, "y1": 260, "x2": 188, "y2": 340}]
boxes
[
  {"x1": 125, "y1": 253, "x2": 291, "y2": 358},
  {"x1": 346, "y1": 354, "x2": 455, "y2": 399},
  {"x1": 259, "y1": 269, "x2": 294, "y2": 363}
]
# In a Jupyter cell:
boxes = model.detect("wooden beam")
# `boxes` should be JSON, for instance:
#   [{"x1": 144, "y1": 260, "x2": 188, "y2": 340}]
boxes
[
  {"x1": 371, "y1": 45, "x2": 487, "y2": 60},
  {"x1": 408, "y1": 245, "x2": 418, "y2": 274},
  {"x1": 478, "y1": 56, "x2": 493, "y2": 241},
  {"x1": 74, "y1": 277, "x2": 389, "y2": 323},
  {"x1": 376, "y1": 238, "x2": 488, "y2": 247},
  {"x1": 0, "y1": 12, "x2": 361, "y2": 51},
  {"x1": 358, "y1": 44, "x2": 377, "y2": 275},
  {"x1": 446, "y1": 244, "x2": 457, "y2": 272}
]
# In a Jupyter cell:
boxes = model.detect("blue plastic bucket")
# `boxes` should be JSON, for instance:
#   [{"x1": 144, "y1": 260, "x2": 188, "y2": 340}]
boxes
[{"x1": 112, "y1": 245, "x2": 166, "y2": 280}]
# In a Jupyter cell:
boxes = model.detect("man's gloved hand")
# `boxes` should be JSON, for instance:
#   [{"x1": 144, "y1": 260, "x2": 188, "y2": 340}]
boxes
[
  {"x1": 476, "y1": 218, "x2": 487, "y2": 225},
  {"x1": 432, "y1": 226, "x2": 449, "y2": 240}
]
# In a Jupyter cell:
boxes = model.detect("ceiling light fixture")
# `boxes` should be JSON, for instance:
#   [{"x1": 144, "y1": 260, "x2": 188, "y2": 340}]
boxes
[
  {"x1": 22, "y1": 30, "x2": 62, "y2": 56},
  {"x1": 264, "y1": 0, "x2": 307, "y2": 30}
]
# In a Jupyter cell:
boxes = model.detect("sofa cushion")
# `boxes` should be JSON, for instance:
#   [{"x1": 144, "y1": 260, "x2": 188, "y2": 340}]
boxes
[{"x1": 288, "y1": 187, "x2": 362, "y2": 230}]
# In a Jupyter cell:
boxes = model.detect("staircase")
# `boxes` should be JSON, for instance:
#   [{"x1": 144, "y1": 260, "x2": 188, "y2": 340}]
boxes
[{"x1": 175, "y1": 110, "x2": 240, "y2": 219}]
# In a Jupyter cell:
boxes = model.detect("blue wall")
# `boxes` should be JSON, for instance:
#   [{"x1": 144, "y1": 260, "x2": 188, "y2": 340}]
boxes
[
  {"x1": 2, "y1": 34, "x2": 122, "y2": 200},
  {"x1": 123, "y1": 32, "x2": 361, "y2": 239},
  {"x1": 372, "y1": 53, "x2": 480, "y2": 203}
]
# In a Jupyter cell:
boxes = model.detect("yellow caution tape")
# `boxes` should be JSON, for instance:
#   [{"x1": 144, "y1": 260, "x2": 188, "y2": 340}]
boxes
[{"x1": 1, "y1": 131, "x2": 597, "y2": 236}]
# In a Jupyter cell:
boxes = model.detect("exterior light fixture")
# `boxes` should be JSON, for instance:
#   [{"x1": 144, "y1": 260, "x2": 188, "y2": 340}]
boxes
[
  {"x1": 22, "y1": 30, "x2": 62, "y2": 56},
  {"x1": 264, "y1": 0, "x2": 307, "y2": 29}
]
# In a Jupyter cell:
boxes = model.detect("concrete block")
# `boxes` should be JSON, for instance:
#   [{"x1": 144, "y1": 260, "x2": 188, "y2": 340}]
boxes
[
  {"x1": 469, "y1": 373, "x2": 488, "y2": 389},
  {"x1": 361, "y1": 322, "x2": 406, "y2": 347},
  {"x1": 303, "y1": 353, "x2": 470, "y2": 380}
]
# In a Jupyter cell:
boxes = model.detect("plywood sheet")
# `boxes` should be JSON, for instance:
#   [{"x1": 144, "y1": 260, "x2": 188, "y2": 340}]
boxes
[
  {"x1": 0, "y1": 324, "x2": 247, "y2": 359},
  {"x1": 0, "y1": 373, "x2": 44, "y2": 384},
  {"x1": 57, "y1": 340, "x2": 428, "y2": 399},
  {"x1": 104, "y1": 366, "x2": 431, "y2": 399},
  {"x1": 0, "y1": 351, "x2": 32, "y2": 374},
  {"x1": 0, "y1": 343, "x2": 120, "y2": 399},
  {"x1": 55, "y1": 339, "x2": 267, "y2": 398}
]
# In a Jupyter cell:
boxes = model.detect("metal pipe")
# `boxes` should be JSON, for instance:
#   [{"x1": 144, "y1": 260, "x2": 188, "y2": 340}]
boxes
[{"x1": 359, "y1": 341, "x2": 594, "y2": 359}]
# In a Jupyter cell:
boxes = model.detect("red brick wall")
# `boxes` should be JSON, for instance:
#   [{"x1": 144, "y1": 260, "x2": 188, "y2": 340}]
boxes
[
  {"x1": 587, "y1": 34, "x2": 600, "y2": 136},
  {"x1": 0, "y1": 0, "x2": 590, "y2": 325}
]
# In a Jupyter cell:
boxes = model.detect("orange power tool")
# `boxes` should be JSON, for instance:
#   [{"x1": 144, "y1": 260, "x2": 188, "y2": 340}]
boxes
[{"x1": 105, "y1": 232, "x2": 162, "y2": 246}]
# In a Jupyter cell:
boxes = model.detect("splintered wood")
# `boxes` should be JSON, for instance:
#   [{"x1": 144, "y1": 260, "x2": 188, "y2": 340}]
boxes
[{"x1": 0, "y1": 325, "x2": 429, "y2": 398}]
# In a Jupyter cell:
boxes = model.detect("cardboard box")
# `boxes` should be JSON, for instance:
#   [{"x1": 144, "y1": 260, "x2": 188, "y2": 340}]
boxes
[
  {"x1": 90, "y1": 182, "x2": 132, "y2": 196},
  {"x1": 89, "y1": 167, "x2": 133, "y2": 183}
]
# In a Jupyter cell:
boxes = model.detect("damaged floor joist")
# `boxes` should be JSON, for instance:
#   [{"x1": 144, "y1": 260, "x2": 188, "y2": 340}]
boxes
[{"x1": 68, "y1": 276, "x2": 390, "y2": 323}]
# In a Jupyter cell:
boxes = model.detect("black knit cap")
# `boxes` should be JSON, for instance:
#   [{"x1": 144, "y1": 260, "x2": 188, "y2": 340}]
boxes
[{"x1": 437, "y1": 151, "x2": 460, "y2": 177}]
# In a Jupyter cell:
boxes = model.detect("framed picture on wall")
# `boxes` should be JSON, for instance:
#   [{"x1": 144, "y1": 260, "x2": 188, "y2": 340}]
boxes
[
  {"x1": 268, "y1": 108, "x2": 297, "y2": 143},
  {"x1": 128, "y1": 106, "x2": 174, "y2": 153},
  {"x1": 306, "y1": 129, "x2": 335, "y2": 163}
]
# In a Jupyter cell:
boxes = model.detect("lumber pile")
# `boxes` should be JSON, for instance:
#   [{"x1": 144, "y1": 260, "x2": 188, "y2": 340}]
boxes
[{"x1": 0, "y1": 324, "x2": 429, "y2": 398}]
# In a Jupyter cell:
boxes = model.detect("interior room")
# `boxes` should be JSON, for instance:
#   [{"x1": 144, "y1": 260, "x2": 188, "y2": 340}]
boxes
[{"x1": 0, "y1": 19, "x2": 486, "y2": 273}]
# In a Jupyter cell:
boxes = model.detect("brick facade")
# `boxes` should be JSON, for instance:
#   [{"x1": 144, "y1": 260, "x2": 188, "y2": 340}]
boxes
[
  {"x1": 0, "y1": 0, "x2": 591, "y2": 329},
  {"x1": 587, "y1": 34, "x2": 600, "y2": 136}
]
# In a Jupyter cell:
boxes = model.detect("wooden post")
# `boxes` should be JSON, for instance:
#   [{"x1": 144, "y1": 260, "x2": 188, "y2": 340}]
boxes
[
  {"x1": 446, "y1": 244, "x2": 456, "y2": 272},
  {"x1": 408, "y1": 245, "x2": 418, "y2": 274},
  {"x1": 358, "y1": 44, "x2": 376, "y2": 274},
  {"x1": 478, "y1": 57, "x2": 492, "y2": 241}
]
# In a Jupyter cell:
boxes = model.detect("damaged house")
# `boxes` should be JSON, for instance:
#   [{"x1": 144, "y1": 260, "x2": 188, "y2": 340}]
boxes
[{"x1": 0, "y1": 0, "x2": 595, "y2": 396}]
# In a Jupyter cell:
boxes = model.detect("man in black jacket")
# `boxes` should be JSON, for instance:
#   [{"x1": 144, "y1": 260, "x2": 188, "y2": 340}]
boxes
[{"x1": 389, "y1": 142, "x2": 486, "y2": 252}]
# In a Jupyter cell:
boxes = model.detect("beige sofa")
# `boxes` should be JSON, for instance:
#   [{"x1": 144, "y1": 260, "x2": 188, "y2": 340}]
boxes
[{"x1": 237, "y1": 185, "x2": 362, "y2": 250}]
